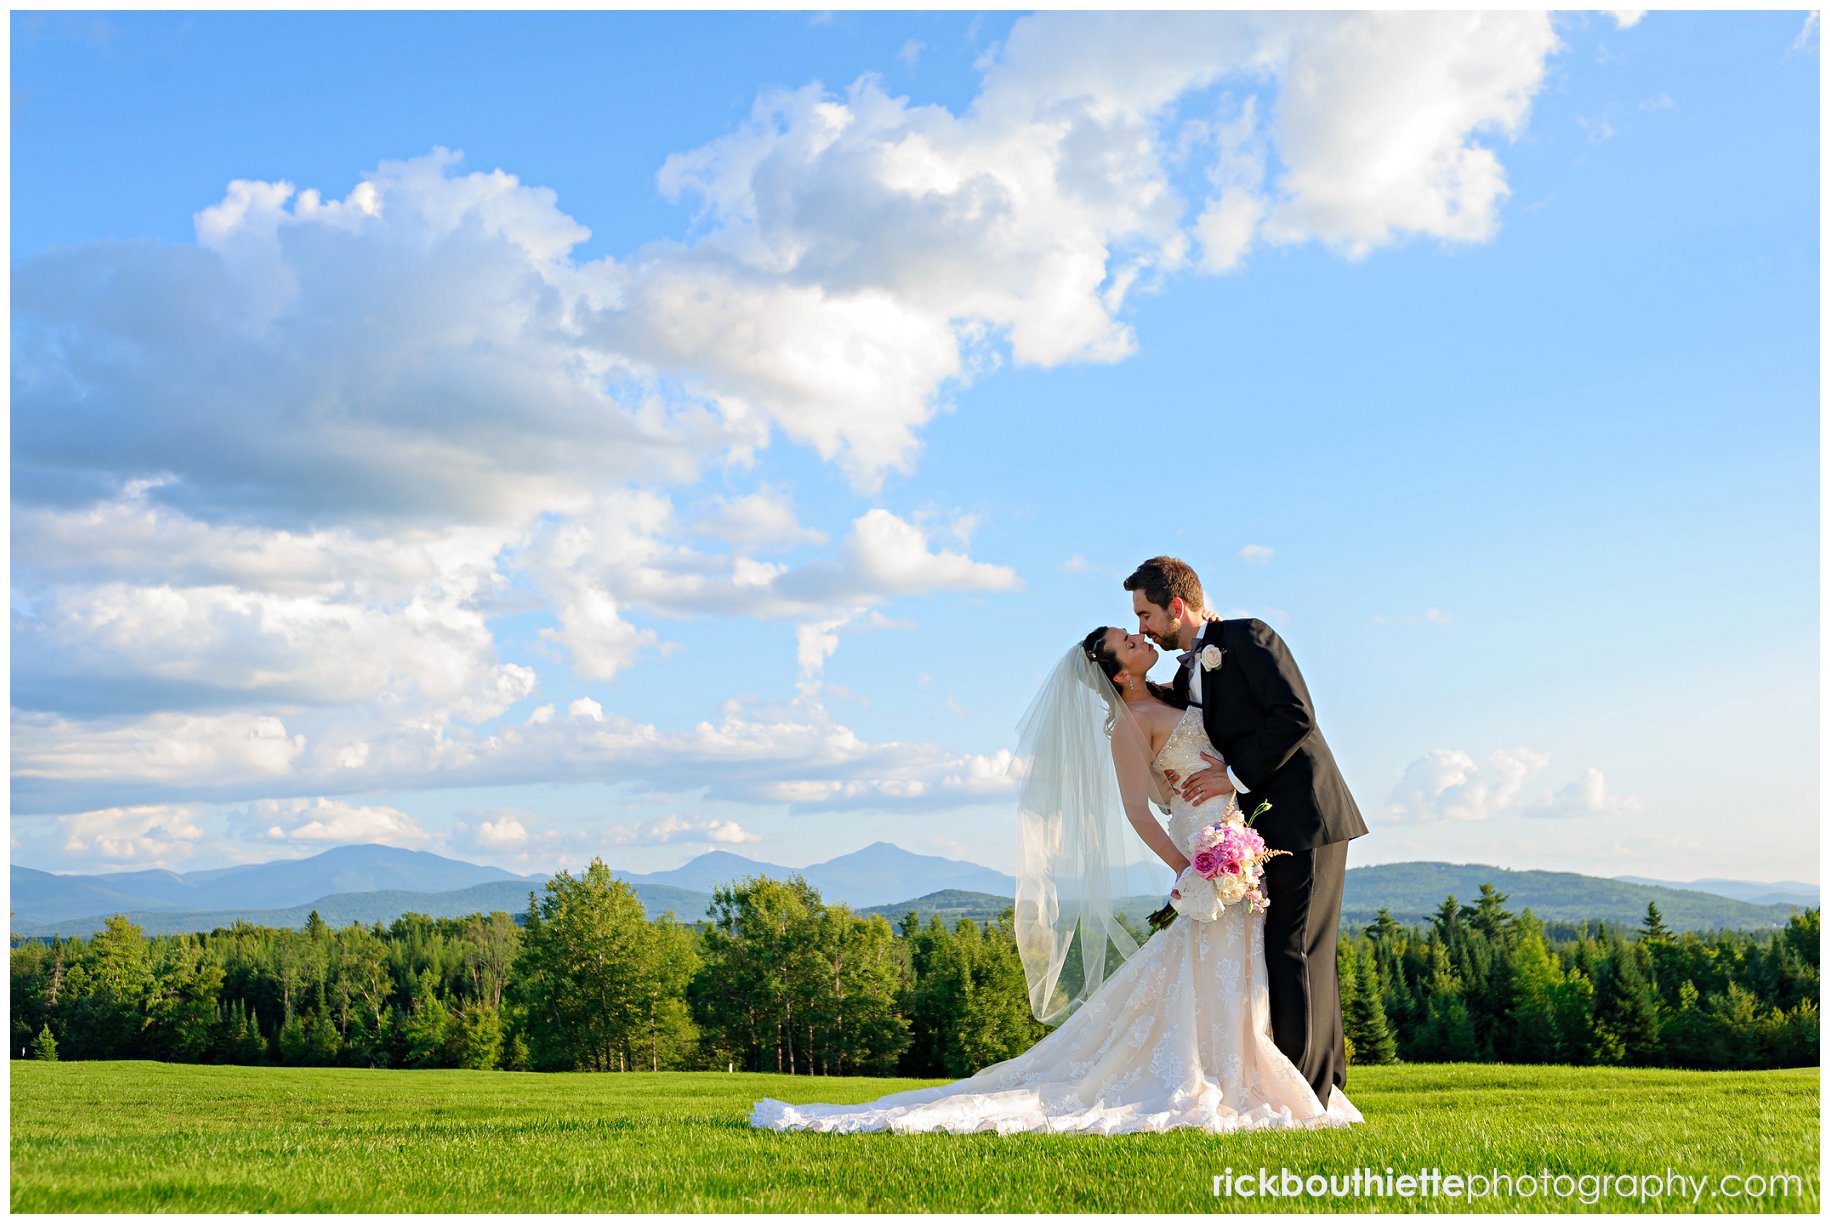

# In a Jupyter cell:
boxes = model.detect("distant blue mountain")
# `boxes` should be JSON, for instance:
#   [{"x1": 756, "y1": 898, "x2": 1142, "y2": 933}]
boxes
[
  {"x1": 11, "y1": 844, "x2": 533, "y2": 926},
  {"x1": 617, "y1": 841, "x2": 1020, "y2": 908},
  {"x1": 8, "y1": 878, "x2": 714, "y2": 940},
  {"x1": 15, "y1": 843, "x2": 1808, "y2": 941},
  {"x1": 797, "y1": 841, "x2": 1016, "y2": 908},
  {"x1": 1614, "y1": 875, "x2": 1819, "y2": 909},
  {"x1": 635, "y1": 850, "x2": 802, "y2": 894}
]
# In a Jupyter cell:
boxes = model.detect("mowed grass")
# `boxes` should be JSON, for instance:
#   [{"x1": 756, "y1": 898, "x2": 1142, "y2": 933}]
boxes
[{"x1": 9, "y1": 1061, "x2": 1819, "y2": 1213}]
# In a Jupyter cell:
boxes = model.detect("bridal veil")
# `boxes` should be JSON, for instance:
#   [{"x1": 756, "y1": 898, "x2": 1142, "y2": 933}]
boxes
[{"x1": 1009, "y1": 645, "x2": 1163, "y2": 1026}]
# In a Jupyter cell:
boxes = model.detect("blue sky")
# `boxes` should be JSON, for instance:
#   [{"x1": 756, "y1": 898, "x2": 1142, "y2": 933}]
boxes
[{"x1": 10, "y1": 10, "x2": 1819, "y2": 886}]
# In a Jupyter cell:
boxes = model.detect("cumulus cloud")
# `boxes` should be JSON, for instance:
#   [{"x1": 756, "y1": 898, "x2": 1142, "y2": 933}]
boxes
[
  {"x1": 607, "y1": 812, "x2": 763, "y2": 846},
  {"x1": 227, "y1": 796, "x2": 432, "y2": 848},
  {"x1": 58, "y1": 803, "x2": 206, "y2": 866},
  {"x1": 521, "y1": 496, "x2": 1018, "y2": 684},
  {"x1": 1386, "y1": 748, "x2": 1639, "y2": 824},
  {"x1": 10, "y1": 12, "x2": 1584, "y2": 830},
  {"x1": 16, "y1": 15, "x2": 1570, "y2": 524}
]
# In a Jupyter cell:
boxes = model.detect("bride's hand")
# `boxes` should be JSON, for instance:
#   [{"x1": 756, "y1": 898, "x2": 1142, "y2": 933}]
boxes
[{"x1": 1180, "y1": 752, "x2": 1236, "y2": 806}]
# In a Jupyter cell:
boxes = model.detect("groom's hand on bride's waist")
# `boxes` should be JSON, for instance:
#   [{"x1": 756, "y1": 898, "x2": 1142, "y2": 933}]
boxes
[{"x1": 1175, "y1": 752, "x2": 1238, "y2": 806}]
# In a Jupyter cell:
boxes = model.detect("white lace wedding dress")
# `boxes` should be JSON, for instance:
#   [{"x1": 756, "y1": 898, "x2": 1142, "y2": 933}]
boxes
[{"x1": 749, "y1": 706, "x2": 1362, "y2": 1135}]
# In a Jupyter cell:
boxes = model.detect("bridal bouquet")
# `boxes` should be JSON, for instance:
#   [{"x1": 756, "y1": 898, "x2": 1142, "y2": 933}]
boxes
[{"x1": 1147, "y1": 801, "x2": 1289, "y2": 930}]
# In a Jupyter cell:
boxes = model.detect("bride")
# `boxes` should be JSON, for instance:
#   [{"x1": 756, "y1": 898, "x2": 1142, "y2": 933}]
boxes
[{"x1": 749, "y1": 628, "x2": 1361, "y2": 1135}]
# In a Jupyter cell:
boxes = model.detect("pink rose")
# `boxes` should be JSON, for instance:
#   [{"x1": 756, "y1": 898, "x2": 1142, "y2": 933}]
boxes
[{"x1": 1191, "y1": 848, "x2": 1222, "y2": 878}]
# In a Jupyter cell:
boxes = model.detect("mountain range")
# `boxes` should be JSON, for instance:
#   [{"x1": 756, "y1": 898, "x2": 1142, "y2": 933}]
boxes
[
  {"x1": 9, "y1": 843, "x2": 1811, "y2": 939},
  {"x1": 1613, "y1": 875, "x2": 1818, "y2": 909}
]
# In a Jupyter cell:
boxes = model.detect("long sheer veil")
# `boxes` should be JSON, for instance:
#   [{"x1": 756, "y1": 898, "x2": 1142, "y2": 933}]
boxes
[{"x1": 1009, "y1": 644, "x2": 1161, "y2": 1026}]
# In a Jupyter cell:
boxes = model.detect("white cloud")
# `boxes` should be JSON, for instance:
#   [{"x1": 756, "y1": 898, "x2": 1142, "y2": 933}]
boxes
[
  {"x1": 689, "y1": 486, "x2": 828, "y2": 551},
  {"x1": 1603, "y1": 10, "x2": 1646, "y2": 30},
  {"x1": 1788, "y1": 11, "x2": 1819, "y2": 55},
  {"x1": 58, "y1": 803, "x2": 206, "y2": 866},
  {"x1": 1239, "y1": 544, "x2": 1274, "y2": 565},
  {"x1": 1260, "y1": 12, "x2": 1559, "y2": 258},
  {"x1": 228, "y1": 796, "x2": 432, "y2": 848},
  {"x1": 1386, "y1": 748, "x2": 1639, "y2": 824},
  {"x1": 11, "y1": 13, "x2": 1574, "y2": 824},
  {"x1": 1525, "y1": 766, "x2": 1644, "y2": 820},
  {"x1": 475, "y1": 815, "x2": 529, "y2": 848},
  {"x1": 897, "y1": 39, "x2": 924, "y2": 66},
  {"x1": 15, "y1": 710, "x2": 306, "y2": 801},
  {"x1": 522, "y1": 498, "x2": 1017, "y2": 688},
  {"x1": 607, "y1": 813, "x2": 763, "y2": 846}
]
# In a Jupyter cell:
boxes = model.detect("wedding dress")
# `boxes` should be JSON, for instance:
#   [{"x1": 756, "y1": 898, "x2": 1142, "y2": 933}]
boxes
[{"x1": 748, "y1": 705, "x2": 1362, "y2": 1135}]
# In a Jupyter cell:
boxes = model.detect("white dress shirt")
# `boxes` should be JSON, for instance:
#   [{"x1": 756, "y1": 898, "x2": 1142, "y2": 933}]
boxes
[{"x1": 1188, "y1": 622, "x2": 1249, "y2": 797}]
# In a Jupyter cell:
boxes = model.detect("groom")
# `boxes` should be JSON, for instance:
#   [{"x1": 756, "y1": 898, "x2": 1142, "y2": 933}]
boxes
[{"x1": 1125, "y1": 556, "x2": 1368, "y2": 1107}]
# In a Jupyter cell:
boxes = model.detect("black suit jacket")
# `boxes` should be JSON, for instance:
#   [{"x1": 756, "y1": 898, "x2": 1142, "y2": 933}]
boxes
[{"x1": 1173, "y1": 618, "x2": 1368, "y2": 853}]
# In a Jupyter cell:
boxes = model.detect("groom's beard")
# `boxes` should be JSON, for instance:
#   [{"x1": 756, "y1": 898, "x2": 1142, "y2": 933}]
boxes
[{"x1": 1146, "y1": 621, "x2": 1193, "y2": 651}]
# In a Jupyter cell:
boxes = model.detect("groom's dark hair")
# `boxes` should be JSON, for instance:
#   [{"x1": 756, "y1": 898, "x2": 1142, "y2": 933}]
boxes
[{"x1": 1124, "y1": 556, "x2": 1204, "y2": 612}]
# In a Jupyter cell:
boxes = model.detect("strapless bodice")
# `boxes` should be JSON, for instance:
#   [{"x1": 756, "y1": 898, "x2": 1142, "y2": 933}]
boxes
[{"x1": 1153, "y1": 705, "x2": 1240, "y2": 854}]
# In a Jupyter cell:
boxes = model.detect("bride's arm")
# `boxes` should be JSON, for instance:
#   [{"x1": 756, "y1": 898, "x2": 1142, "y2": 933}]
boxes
[{"x1": 1112, "y1": 737, "x2": 1191, "y2": 875}]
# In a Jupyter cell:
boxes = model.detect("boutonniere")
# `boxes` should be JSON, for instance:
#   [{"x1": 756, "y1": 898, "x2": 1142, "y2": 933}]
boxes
[{"x1": 1199, "y1": 645, "x2": 1224, "y2": 671}]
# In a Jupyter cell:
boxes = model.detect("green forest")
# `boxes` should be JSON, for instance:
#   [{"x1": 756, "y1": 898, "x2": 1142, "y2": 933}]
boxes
[{"x1": 10, "y1": 861, "x2": 1819, "y2": 1076}]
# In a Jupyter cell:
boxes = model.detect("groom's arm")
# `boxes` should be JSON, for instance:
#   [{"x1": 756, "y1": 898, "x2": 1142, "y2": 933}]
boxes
[{"x1": 1226, "y1": 619, "x2": 1318, "y2": 791}]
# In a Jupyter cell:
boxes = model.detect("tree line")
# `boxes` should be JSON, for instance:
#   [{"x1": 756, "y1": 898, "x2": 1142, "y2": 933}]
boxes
[{"x1": 11, "y1": 864, "x2": 1817, "y2": 1074}]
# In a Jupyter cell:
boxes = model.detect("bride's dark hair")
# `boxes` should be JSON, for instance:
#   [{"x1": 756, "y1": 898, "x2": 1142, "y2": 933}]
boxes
[{"x1": 1080, "y1": 627, "x2": 1187, "y2": 712}]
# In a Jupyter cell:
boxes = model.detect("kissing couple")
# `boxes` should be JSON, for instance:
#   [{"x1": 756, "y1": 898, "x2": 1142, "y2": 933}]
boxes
[{"x1": 753, "y1": 555, "x2": 1369, "y2": 1135}]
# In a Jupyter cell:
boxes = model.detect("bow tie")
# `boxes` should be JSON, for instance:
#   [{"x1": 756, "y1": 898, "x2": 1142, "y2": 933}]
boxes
[{"x1": 1177, "y1": 650, "x2": 1194, "y2": 668}]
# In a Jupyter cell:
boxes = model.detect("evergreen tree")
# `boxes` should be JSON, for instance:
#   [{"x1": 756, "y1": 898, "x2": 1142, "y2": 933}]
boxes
[
  {"x1": 304, "y1": 981, "x2": 342, "y2": 1065},
  {"x1": 31, "y1": 1024, "x2": 58, "y2": 1062},
  {"x1": 1346, "y1": 943, "x2": 1397, "y2": 1064},
  {"x1": 276, "y1": 1009, "x2": 309, "y2": 1065},
  {"x1": 1592, "y1": 935, "x2": 1661, "y2": 1065},
  {"x1": 1640, "y1": 902, "x2": 1671, "y2": 943},
  {"x1": 144, "y1": 936, "x2": 226, "y2": 1062},
  {"x1": 1409, "y1": 942, "x2": 1479, "y2": 1062},
  {"x1": 1469, "y1": 884, "x2": 1514, "y2": 947},
  {"x1": 402, "y1": 969, "x2": 454, "y2": 1068},
  {"x1": 66, "y1": 915, "x2": 154, "y2": 1058},
  {"x1": 945, "y1": 914, "x2": 1047, "y2": 1076}
]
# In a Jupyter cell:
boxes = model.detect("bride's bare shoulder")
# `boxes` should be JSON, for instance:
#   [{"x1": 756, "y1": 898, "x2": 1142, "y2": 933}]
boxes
[{"x1": 1138, "y1": 698, "x2": 1183, "y2": 746}]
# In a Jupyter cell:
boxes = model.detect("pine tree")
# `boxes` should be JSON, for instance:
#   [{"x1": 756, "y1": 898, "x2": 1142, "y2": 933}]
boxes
[
  {"x1": 1469, "y1": 884, "x2": 1514, "y2": 947},
  {"x1": 31, "y1": 1024, "x2": 58, "y2": 1061},
  {"x1": 1346, "y1": 943, "x2": 1398, "y2": 1064},
  {"x1": 1640, "y1": 902, "x2": 1671, "y2": 943},
  {"x1": 1593, "y1": 932, "x2": 1661, "y2": 1065},
  {"x1": 276, "y1": 1009, "x2": 309, "y2": 1065},
  {"x1": 403, "y1": 971, "x2": 453, "y2": 1068}
]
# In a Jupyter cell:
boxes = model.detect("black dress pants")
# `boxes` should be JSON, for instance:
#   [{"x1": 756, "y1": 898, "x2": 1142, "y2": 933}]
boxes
[{"x1": 1259, "y1": 838, "x2": 1350, "y2": 1105}]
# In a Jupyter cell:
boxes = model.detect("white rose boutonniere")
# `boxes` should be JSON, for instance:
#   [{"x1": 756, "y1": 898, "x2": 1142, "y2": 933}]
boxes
[{"x1": 1199, "y1": 644, "x2": 1224, "y2": 671}]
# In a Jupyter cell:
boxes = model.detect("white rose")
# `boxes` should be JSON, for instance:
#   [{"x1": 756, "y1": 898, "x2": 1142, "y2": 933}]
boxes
[
  {"x1": 1199, "y1": 644, "x2": 1224, "y2": 670},
  {"x1": 1170, "y1": 870, "x2": 1226, "y2": 923},
  {"x1": 1216, "y1": 873, "x2": 1248, "y2": 904}
]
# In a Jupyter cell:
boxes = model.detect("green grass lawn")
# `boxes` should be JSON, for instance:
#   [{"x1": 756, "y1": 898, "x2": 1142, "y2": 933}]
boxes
[{"x1": 9, "y1": 1061, "x2": 1819, "y2": 1213}]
